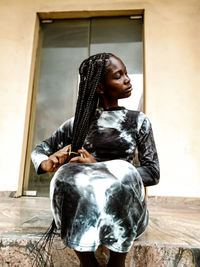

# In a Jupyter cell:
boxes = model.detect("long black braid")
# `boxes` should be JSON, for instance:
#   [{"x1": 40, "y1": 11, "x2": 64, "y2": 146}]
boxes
[
  {"x1": 68, "y1": 52, "x2": 114, "y2": 159},
  {"x1": 31, "y1": 52, "x2": 115, "y2": 266}
]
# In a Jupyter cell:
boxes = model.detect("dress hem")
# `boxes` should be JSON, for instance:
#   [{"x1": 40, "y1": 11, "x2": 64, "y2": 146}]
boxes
[{"x1": 64, "y1": 227, "x2": 147, "y2": 253}]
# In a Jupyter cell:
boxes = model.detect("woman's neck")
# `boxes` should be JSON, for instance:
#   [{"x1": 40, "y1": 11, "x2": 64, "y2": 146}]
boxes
[{"x1": 99, "y1": 97, "x2": 118, "y2": 109}]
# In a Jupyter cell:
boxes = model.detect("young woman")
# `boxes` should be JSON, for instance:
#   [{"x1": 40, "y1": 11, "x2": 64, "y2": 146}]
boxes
[{"x1": 31, "y1": 53, "x2": 160, "y2": 267}]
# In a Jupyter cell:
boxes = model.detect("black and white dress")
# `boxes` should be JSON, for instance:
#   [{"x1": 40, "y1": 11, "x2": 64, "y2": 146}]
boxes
[{"x1": 31, "y1": 107, "x2": 159, "y2": 253}]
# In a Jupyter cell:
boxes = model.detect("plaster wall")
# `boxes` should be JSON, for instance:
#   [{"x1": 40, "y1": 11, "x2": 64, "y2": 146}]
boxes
[{"x1": 0, "y1": 0, "x2": 199, "y2": 197}]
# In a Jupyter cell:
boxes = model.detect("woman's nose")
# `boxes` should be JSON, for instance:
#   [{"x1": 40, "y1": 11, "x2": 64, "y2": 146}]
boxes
[{"x1": 124, "y1": 74, "x2": 130, "y2": 84}]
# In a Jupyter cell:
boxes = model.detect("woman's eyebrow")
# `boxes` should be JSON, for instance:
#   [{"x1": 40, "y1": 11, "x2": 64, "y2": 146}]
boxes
[
  {"x1": 112, "y1": 68, "x2": 127, "y2": 75},
  {"x1": 112, "y1": 69, "x2": 122, "y2": 74}
]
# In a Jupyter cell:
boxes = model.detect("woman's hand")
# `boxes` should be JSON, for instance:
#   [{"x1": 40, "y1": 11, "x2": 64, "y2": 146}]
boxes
[
  {"x1": 69, "y1": 149, "x2": 97, "y2": 163},
  {"x1": 40, "y1": 146, "x2": 71, "y2": 172}
]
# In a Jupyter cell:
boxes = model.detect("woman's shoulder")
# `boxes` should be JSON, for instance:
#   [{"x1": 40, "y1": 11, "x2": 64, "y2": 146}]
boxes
[
  {"x1": 124, "y1": 109, "x2": 151, "y2": 132},
  {"x1": 125, "y1": 109, "x2": 149, "y2": 119},
  {"x1": 58, "y1": 117, "x2": 74, "y2": 132},
  {"x1": 124, "y1": 108, "x2": 148, "y2": 121}
]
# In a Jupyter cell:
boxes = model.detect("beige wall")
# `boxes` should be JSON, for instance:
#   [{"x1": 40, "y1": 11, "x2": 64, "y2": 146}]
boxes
[{"x1": 0, "y1": 0, "x2": 199, "y2": 197}]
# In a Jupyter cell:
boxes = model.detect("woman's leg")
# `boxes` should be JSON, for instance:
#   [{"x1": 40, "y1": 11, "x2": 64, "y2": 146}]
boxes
[
  {"x1": 75, "y1": 251, "x2": 99, "y2": 267},
  {"x1": 107, "y1": 251, "x2": 127, "y2": 267}
]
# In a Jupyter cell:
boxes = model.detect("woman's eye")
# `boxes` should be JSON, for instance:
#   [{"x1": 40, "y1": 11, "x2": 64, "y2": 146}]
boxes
[{"x1": 114, "y1": 74, "x2": 121, "y2": 79}]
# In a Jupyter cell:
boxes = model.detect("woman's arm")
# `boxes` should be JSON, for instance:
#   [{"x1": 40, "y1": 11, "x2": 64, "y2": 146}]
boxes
[
  {"x1": 39, "y1": 146, "x2": 71, "y2": 172},
  {"x1": 136, "y1": 113, "x2": 160, "y2": 186},
  {"x1": 31, "y1": 117, "x2": 74, "y2": 174}
]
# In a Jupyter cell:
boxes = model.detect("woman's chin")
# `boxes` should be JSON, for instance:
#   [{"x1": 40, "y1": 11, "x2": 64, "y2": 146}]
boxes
[{"x1": 121, "y1": 91, "x2": 132, "y2": 99}]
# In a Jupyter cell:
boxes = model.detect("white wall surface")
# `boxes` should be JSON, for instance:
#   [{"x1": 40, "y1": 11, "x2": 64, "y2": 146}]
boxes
[{"x1": 0, "y1": 0, "x2": 199, "y2": 197}]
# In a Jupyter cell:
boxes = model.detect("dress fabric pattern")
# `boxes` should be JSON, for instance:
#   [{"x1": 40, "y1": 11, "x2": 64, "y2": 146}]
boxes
[{"x1": 31, "y1": 107, "x2": 159, "y2": 253}]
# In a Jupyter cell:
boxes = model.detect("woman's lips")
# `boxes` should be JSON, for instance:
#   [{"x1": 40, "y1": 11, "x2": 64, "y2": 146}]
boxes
[{"x1": 125, "y1": 85, "x2": 133, "y2": 93}]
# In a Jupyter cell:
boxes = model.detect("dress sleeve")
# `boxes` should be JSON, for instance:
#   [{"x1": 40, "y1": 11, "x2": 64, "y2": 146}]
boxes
[
  {"x1": 136, "y1": 113, "x2": 160, "y2": 186},
  {"x1": 31, "y1": 117, "x2": 74, "y2": 174}
]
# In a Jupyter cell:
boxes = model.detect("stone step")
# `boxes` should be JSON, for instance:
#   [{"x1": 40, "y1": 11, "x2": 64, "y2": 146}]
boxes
[{"x1": 0, "y1": 196, "x2": 200, "y2": 266}]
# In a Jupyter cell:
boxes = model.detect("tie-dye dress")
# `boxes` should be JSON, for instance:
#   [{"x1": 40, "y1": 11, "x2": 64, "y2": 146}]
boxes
[{"x1": 31, "y1": 107, "x2": 159, "y2": 253}]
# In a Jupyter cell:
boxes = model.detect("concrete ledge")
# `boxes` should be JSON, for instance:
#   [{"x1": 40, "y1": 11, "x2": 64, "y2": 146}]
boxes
[
  {"x1": 0, "y1": 196, "x2": 200, "y2": 266},
  {"x1": 0, "y1": 238, "x2": 200, "y2": 266}
]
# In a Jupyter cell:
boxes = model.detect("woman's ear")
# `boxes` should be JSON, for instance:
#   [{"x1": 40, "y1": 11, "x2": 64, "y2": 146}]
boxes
[{"x1": 96, "y1": 83, "x2": 104, "y2": 95}]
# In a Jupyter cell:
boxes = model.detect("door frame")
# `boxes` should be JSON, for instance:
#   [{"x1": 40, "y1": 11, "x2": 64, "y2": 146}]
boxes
[{"x1": 17, "y1": 9, "x2": 145, "y2": 197}]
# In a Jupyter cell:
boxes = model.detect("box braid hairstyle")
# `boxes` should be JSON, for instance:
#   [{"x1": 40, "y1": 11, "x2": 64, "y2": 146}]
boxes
[
  {"x1": 68, "y1": 52, "x2": 115, "y2": 160},
  {"x1": 31, "y1": 52, "x2": 116, "y2": 266}
]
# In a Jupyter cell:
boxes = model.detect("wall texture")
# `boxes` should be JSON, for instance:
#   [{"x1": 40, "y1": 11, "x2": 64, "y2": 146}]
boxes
[{"x1": 0, "y1": 0, "x2": 199, "y2": 197}]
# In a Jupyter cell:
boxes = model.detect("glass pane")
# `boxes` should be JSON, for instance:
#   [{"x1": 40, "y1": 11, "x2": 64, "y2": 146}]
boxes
[
  {"x1": 27, "y1": 19, "x2": 89, "y2": 196},
  {"x1": 90, "y1": 17, "x2": 143, "y2": 111},
  {"x1": 25, "y1": 17, "x2": 143, "y2": 196}
]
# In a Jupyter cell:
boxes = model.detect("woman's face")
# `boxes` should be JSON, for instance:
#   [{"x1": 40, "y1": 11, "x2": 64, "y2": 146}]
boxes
[{"x1": 100, "y1": 56, "x2": 132, "y2": 103}]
